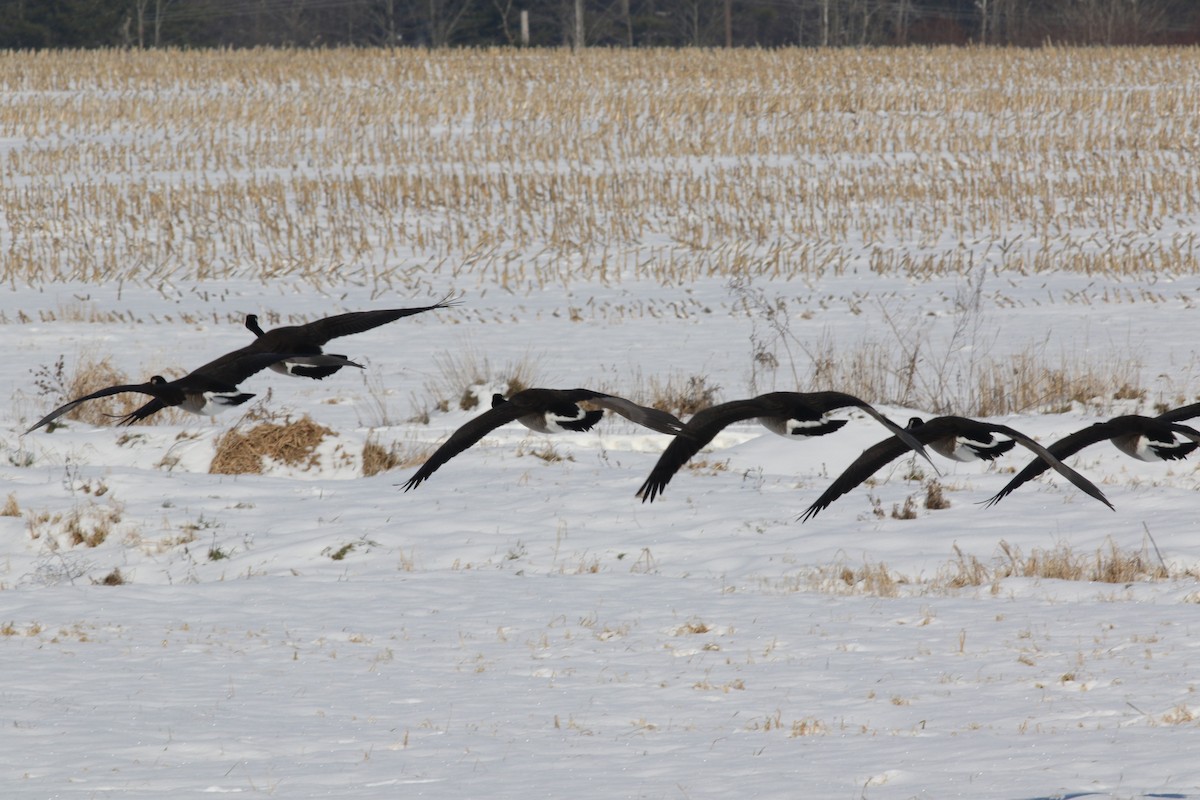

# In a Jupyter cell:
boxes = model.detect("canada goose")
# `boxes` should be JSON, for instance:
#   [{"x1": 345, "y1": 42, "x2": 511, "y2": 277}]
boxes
[
  {"x1": 636, "y1": 391, "x2": 932, "y2": 503},
  {"x1": 401, "y1": 388, "x2": 685, "y2": 490},
  {"x1": 244, "y1": 296, "x2": 459, "y2": 379},
  {"x1": 984, "y1": 403, "x2": 1200, "y2": 507},
  {"x1": 799, "y1": 416, "x2": 1113, "y2": 521},
  {"x1": 24, "y1": 351, "x2": 353, "y2": 433}
]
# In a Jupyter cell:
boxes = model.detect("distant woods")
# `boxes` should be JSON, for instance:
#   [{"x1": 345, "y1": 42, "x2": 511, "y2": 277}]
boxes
[{"x1": 3, "y1": 0, "x2": 1200, "y2": 49}]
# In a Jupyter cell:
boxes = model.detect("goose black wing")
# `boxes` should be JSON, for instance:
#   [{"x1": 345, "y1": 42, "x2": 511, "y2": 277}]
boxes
[
  {"x1": 562, "y1": 390, "x2": 685, "y2": 437},
  {"x1": 982, "y1": 423, "x2": 1119, "y2": 507},
  {"x1": 401, "y1": 403, "x2": 529, "y2": 490},
  {"x1": 1158, "y1": 403, "x2": 1200, "y2": 424},
  {"x1": 1166, "y1": 422, "x2": 1200, "y2": 445},
  {"x1": 983, "y1": 424, "x2": 1112, "y2": 510},
  {"x1": 813, "y1": 391, "x2": 935, "y2": 469},
  {"x1": 799, "y1": 433, "x2": 919, "y2": 521},
  {"x1": 637, "y1": 398, "x2": 774, "y2": 502},
  {"x1": 116, "y1": 397, "x2": 169, "y2": 426},
  {"x1": 291, "y1": 297, "x2": 459, "y2": 345},
  {"x1": 25, "y1": 382, "x2": 159, "y2": 433}
]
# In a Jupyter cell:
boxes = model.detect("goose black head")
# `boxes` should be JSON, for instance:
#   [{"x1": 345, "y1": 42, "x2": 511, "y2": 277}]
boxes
[
  {"x1": 491, "y1": 393, "x2": 509, "y2": 409},
  {"x1": 149, "y1": 375, "x2": 168, "y2": 385},
  {"x1": 245, "y1": 314, "x2": 266, "y2": 337}
]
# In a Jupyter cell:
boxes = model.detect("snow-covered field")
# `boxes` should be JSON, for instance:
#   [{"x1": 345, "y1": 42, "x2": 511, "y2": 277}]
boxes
[{"x1": 2, "y1": 49, "x2": 1200, "y2": 799}]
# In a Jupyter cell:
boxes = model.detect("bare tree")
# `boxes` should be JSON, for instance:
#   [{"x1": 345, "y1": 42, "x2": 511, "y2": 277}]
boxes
[
  {"x1": 893, "y1": 0, "x2": 913, "y2": 43},
  {"x1": 491, "y1": 0, "x2": 516, "y2": 44},
  {"x1": 427, "y1": 0, "x2": 475, "y2": 46},
  {"x1": 976, "y1": 0, "x2": 989, "y2": 42},
  {"x1": 1056, "y1": 0, "x2": 1173, "y2": 44}
]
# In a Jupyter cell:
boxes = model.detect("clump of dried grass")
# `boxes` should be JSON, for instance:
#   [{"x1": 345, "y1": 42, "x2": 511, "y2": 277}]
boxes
[
  {"x1": 26, "y1": 501, "x2": 123, "y2": 550},
  {"x1": 29, "y1": 353, "x2": 141, "y2": 428},
  {"x1": 838, "y1": 562, "x2": 901, "y2": 597},
  {"x1": 785, "y1": 537, "x2": 1189, "y2": 599},
  {"x1": 1, "y1": 493, "x2": 19, "y2": 517},
  {"x1": 412, "y1": 349, "x2": 541, "y2": 423},
  {"x1": 800, "y1": 327, "x2": 1147, "y2": 418},
  {"x1": 94, "y1": 568, "x2": 126, "y2": 586},
  {"x1": 684, "y1": 458, "x2": 729, "y2": 476},
  {"x1": 924, "y1": 480, "x2": 950, "y2": 510},
  {"x1": 209, "y1": 413, "x2": 332, "y2": 475},
  {"x1": 995, "y1": 539, "x2": 1169, "y2": 583},
  {"x1": 943, "y1": 539, "x2": 1181, "y2": 590},
  {"x1": 890, "y1": 496, "x2": 919, "y2": 520},
  {"x1": 361, "y1": 434, "x2": 434, "y2": 477},
  {"x1": 643, "y1": 374, "x2": 720, "y2": 419},
  {"x1": 28, "y1": 352, "x2": 196, "y2": 428},
  {"x1": 516, "y1": 442, "x2": 573, "y2": 463}
]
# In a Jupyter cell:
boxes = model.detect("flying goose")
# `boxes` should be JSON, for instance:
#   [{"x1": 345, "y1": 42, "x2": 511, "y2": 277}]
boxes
[
  {"x1": 244, "y1": 297, "x2": 459, "y2": 379},
  {"x1": 24, "y1": 351, "x2": 353, "y2": 433},
  {"x1": 984, "y1": 403, "x2": 1200, "y2": 507},
  {"x1": 636, "y1": 391, "x2": 932, "y2": 502},
  {"x1": 401, "y1": 388, "x2": 686, "y2": 490},
  {"x1": 799, "y1": 415, "x2": 1113, "y2": 521}
]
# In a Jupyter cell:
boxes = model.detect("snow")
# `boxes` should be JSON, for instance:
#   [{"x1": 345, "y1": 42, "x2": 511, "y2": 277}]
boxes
[{"x1": 3, "y1": 57, "x2": 1200, "y2": 800}]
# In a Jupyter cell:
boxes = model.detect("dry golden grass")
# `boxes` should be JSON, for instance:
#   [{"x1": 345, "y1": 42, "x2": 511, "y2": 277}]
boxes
[
  {"x1": 924, "y1": 480, "x2": 950, "y2": 510},
  {"x1": 783, "y1": 538, "x2": 1196, "y2": 598},
  {"x1": 411, "y1": 349, "x2": 542, "y2": 423},
  {"x1": 993, "y1": 539, "x2": 1171, "y2": 583},
  {"x1": 361, "y1": 434, "x2": 434, "y2": 477},
  {"x1": 26, "y1": 502, "x2": 123, "y2": 550},
  {"x1": 941, "y1": 538, "x2": 1191, "y2": 589},
  {"x1": 28, "y1": 354, "x2": 137, "y2": 428},
  {"x1": 795, "y1": 327, "x2": 1149, "y2": 417},
  {"x1": 1, "y1": 493, "x2": 19, "y2": 517},
  {"x1": 209, "y1": 413, "x2": 332, "y2": 475},
  {"x1": 4, "y1": 48, "x2": 1197, "y2": 418},
  {"x1": 640, "y1": 373, "x2": 721, "y2": 419},
  {"x1": 2, "y1": 47, "x2": 1199, "y2": 290},
  {"x1": 27, "y1": 353, "x2": 194, "y2": 429}
]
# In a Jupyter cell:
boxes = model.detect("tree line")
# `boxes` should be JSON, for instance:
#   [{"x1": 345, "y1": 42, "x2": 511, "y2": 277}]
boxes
[{"x1": 3, "y1": 0, "x2": 1199, "y2": 50}]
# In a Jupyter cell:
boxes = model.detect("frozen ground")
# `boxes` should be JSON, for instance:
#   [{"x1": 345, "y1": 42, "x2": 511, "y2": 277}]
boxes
[{"x1": 3, "y1": 277, "x2": 1199, "y2": 800}]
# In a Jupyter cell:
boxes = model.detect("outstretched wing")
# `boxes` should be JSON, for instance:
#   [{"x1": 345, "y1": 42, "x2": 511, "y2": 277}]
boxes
[
  {"x1": 982, "y1": 423, "x2": 1117, "y2": 508},
  {"x1": 25, "y1": 382, "x2": 157, "y2": 433},
  {"x1": 984, "y1": 424, "x2": 1113, "y2": 510},
  {"x1": 1158, "y1": 403, "x2": 1200, "y2": 424},
  {"x1": 401, "y1": 403, "x2": 528, "y2": 491},
  {"x1": 636, "y1": 399, "x2": 768, "y2": 502},
  {"x1": 799, "y1": 434, "x2": 917, "y2": 521},
  {"x1": 115, "y1": 397, "x2": 169, "y2": 426},
  {"x1": 816, "y1": 391, "x2": 936, "y2": 471},
  {"x1": 568, "y1": 391, "x2": 685, "y2": 437},
  {"x1": 290, "y1": 296, "x2": 460, "y2": 345},
  {"x1": 1166, "y1": 422, "x2": 1200, "y2": 448}
]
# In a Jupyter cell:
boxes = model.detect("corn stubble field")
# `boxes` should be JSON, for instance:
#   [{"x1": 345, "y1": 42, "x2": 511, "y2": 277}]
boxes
[
  {"x1": 2, "y1": 47, "x2": 1200, "y2": 797},
  {"x1": 3, "y1": 47, "x2": 1199, "y2": 413}
]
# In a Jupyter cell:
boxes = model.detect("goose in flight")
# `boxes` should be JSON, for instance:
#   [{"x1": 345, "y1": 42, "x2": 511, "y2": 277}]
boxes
[
  {"x1": 636, "y1": 391, "x2": 931, "y2": 502},
  {"x1": 402, "y1": 388, "x2": 685, "y2": 490},
  {"x1": 984, "y1": 403, "x2": 1200, "y2": 507},
  {"x1": 800, "y1": 415, "x2": 1113, "y2": 521},
  {"x1": 243, "y1": 296, "x2": 458, "y2": 379},
  {"x1": 25, "y1": 351, "x2": 353, "y2": 433}
]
